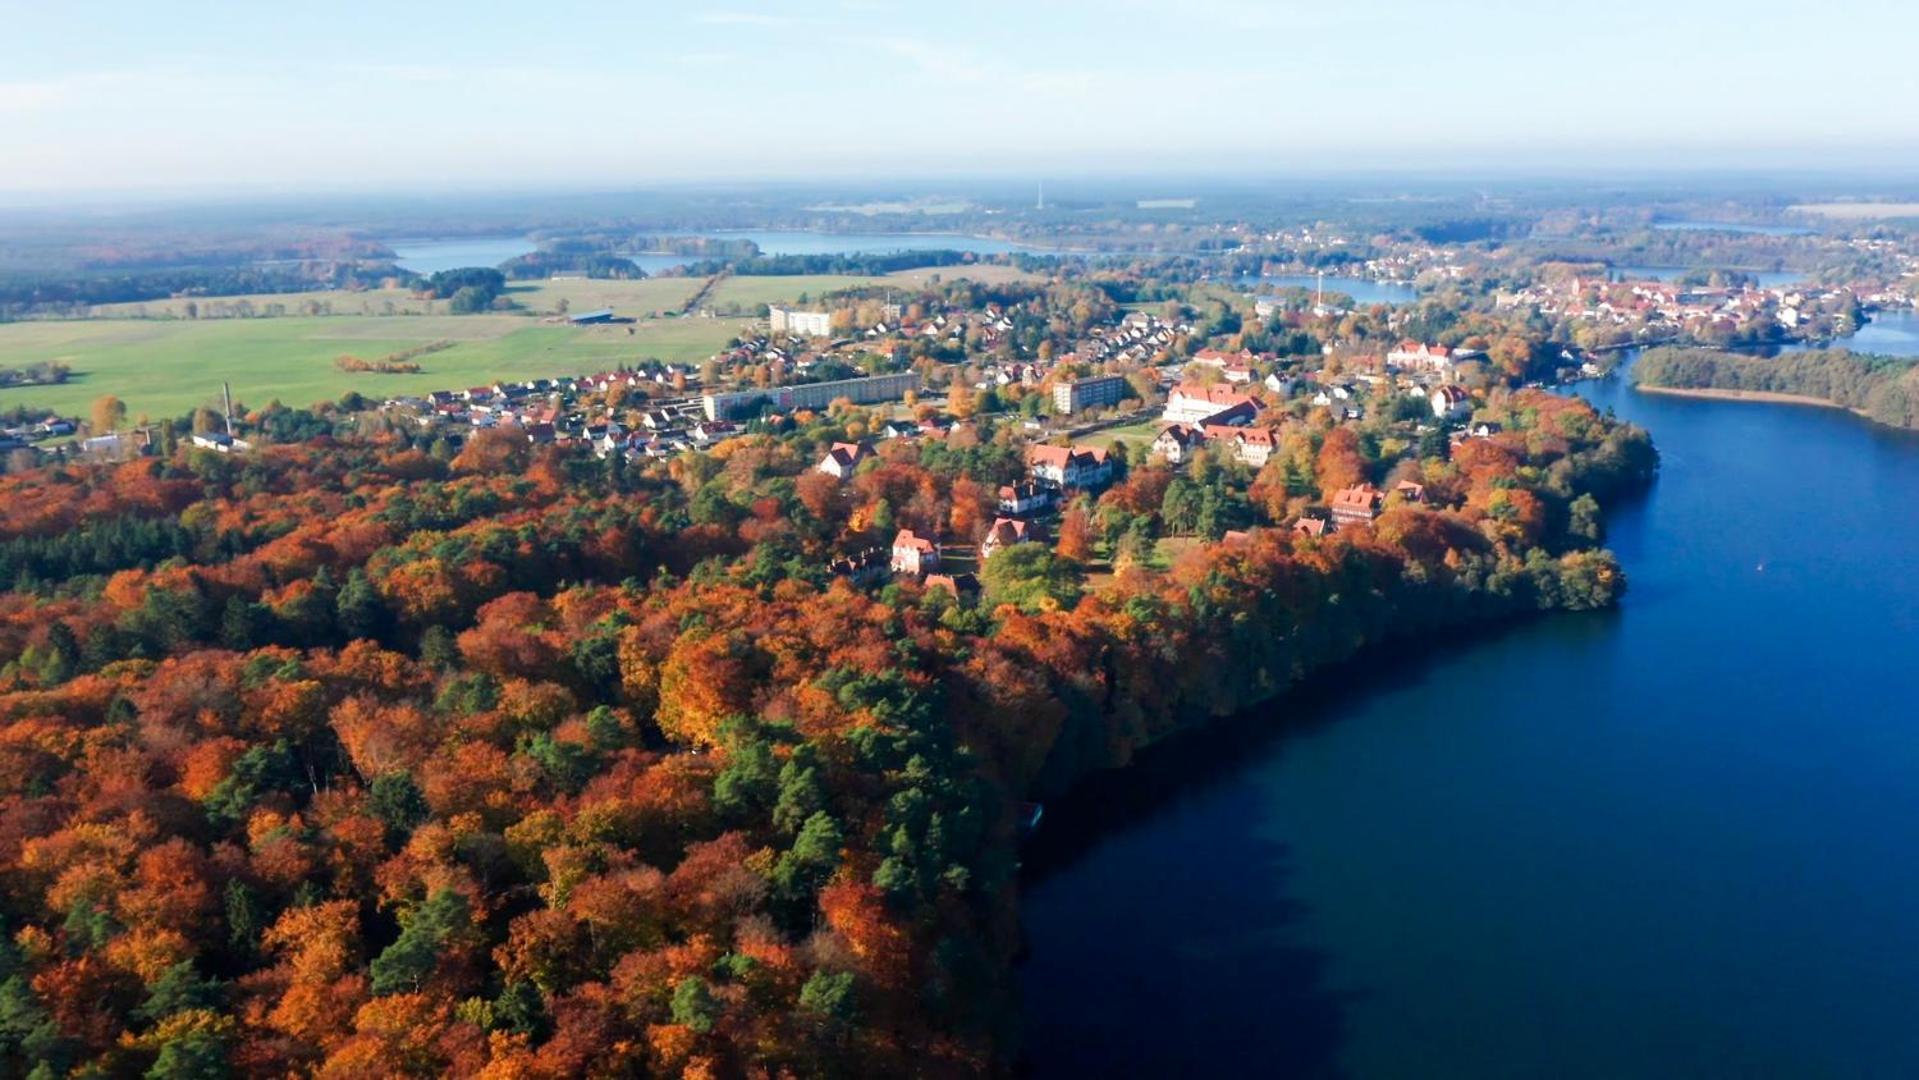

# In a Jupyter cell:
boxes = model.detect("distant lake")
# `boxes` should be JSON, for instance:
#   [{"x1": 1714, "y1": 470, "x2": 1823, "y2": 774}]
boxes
[
  {"x1": 392, "y1": 230, "x2": 1054, "y2": 277},
  {"x1": 388, "y1": 236, "x2": 536, "y2": 274},
  {"x1": 1249, "y1": 274, "x2": 1417, "y2": 306},
  {"x1": 707, "y1": 230, "x2": 1042, "y2": 257},
  {"x1": 1652, "y1": 220, "x2": 1813, "y2": 236},
  {"x1": 1610, "y1": 265, "x2": 1803, "y2": 290}
]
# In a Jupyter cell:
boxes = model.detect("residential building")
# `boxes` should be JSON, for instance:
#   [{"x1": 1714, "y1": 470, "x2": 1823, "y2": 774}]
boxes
[
  {"x1": 1026, "y1": 444, "x2": 1114, "y2": 490},
  {"x1": 1330, "y1": 484, "x2": 1385, "y2": 527},
  {"x1": 980, "y1": 517, "x2": 1037, "y2": 560},
  {"x1": 997, "y1": 482, "x2": 1055, "y2": 516},
  {"x1": 1430, "y1": 384, "x2": 1472, "y2": 421},
  {"x1": 1151, "y1": 423, "x2": 1208, "y2": 464},
  {"x1": 701, "y1": 372, "x2": 920, "y2": 420},
  {"x1": 890, "y1": 529, "x2": 940, "y2": 576},
  {"x1": 816, "y1": 441, "x2": 872, "y2": 479},
  {"x1": 1052, "y1": 374, "x2": 1128, "y2": 415},
  {"x1": 769, "y1": 306, "x2": 834, "y2": 338}
]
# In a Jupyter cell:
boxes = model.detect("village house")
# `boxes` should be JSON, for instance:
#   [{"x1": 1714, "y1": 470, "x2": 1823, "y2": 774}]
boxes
[
  {"x1": 980, "y1": 517, "x2": 1038, "y2": 560},
  {"x1": 890, "y1": 529, "x2": 940, "y2": 576},
  {"x1": 1430, "y1": 385, "x2": 1473, "y2": 421},
  {"x1": 1225, "y1": 426, "x2": 1280, "y2": 468},
  {"x1": 1330, "y1": 483, "x2": 1385, "y2": 528},
  {"x1": 1388, "y1": 341, "x2": 1463, "y2": 374},
  {"x1": 828, "y1": 548, "x2": 888, "y2": 587},
  {"x1": 1150, "y1": 423, "x2": 1208, "y2": 464},
  {"x1": 1293, "y1": 516, "x2": 1332, "y2": 538},
  {"x1": 1026, "y1": 444, "x2": 1114, "y2": 490},
  {"x1": 997, "y1": 482, "x2": 1055, "y2": 516},
  {"x1": 816, "y1": 441, "x2": 872, "y2": 479}
]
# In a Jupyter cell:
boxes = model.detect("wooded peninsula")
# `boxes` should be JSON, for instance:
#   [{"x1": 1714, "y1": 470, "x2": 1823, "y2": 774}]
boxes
[{"x1": 1635, "y1": 346, "x2": 1919, "y2": 430}]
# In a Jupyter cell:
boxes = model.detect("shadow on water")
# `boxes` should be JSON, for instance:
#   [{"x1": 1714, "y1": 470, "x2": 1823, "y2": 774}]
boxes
[{"x1": 1015, "y1": 609, "x2": 1620, "y2": 1079}]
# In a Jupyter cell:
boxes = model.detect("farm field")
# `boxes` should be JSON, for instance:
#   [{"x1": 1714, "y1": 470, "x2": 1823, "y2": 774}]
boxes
[
  {"x1": 704, "y1": 274, "x2": 881, "y2": 313},
  {"x1": 502, "y1": 276, "x2": 710, "y2": 316},
  {"x1": 0, "y1": 315, "x2": 754, "y2": 419},
  {"x1": 0, "y1": 268, "x2": 1024, "y2": 419},
  {"x1": 91, "y1": 288, "x2": 443, "y2": 320}
]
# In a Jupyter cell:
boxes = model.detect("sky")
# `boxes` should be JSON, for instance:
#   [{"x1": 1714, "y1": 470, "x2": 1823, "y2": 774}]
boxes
[{"x1": 2, "y1": 0, "x2": 1917, "y2": 197}]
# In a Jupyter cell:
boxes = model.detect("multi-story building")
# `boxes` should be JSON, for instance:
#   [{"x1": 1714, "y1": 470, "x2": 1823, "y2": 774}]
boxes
[
  {"x1": 702, "y1": 372, "x2": 921, "y2": 420},
  {"x1": 1052, "y1": 374, "x2": 1127, "y2": 415},
  {"x1": 769, "y1": 306, "x2": 835, "y2": 338}
]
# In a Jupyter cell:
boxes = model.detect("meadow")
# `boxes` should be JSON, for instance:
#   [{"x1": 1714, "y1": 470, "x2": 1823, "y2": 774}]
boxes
[
  {"x1": 1, "y1": 266, "x2": 1044, "y2": 420},
  {"x1": 0, "y1": 315, "x2": 754, "y2": 419}
]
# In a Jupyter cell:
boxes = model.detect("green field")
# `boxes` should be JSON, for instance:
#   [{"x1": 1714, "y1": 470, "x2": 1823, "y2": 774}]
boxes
[
  {"x1": 705, "y1": 275, "x2": 881, "y2": 312},
  {"x1": 0, "y1": 315, "x2": 754, "y2": 419},
  {"x1": 503, "y1": 277, "x2": 711, "y2": 317},
  {"x1": 1079, "y1": 418, "x2": 1160, "y2": 449},
  {"x1": 0, "y1": 269, "x2": 1045, "y2": 421}
]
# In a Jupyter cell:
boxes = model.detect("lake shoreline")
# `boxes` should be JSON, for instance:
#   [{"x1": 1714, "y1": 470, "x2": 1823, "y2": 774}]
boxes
[{"x1": 1633, "y1": 384, "x2": 1856, "y2": 412}]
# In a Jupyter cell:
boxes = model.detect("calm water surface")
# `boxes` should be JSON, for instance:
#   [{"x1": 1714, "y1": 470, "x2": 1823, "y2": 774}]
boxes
[
  {"x1": 390, "y1": 230, "x2": 1045, "y2": 276},
  {"x1": 1019, "y1": 359, "x2": 1919, "y2": 1077},
  {"x1": 1779, "y1": 308, "x2": 1919, "y2": 359},
  {"x1": 388, "y1": 236, "x2": 536, "y2": 273},
  {"x1": 1253, "y1": 274, "x2": 1418, "y2": 306}
]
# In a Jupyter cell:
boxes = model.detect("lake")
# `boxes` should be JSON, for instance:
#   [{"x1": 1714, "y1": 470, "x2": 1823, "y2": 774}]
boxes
[
  {"x1": 388, "y1": 236, "x2": 536, "y2": 274},
  {"x1": 1652, "y1": 220, "x2": 1813, "y2": 237},
  {"x1": 1610, "y1": 265, "x2": 1804, "y2": 290},
  {"x1": 1250, "y1": 274, "x2": 1418, "y2": 306},
  {"x1": 390, "y1": 230, "x2": 1049, "y2": 276},
  {"x1": 1018, "y1": 355, "x2": 1919, "y2": 1076},
  {"x1": 1774, "y1": 307, "x2": 1919, "y2": 359}
]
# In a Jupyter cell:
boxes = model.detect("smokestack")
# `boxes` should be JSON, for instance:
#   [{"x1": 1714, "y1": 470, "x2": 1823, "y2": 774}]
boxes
[{"x1": 222, "y1": 382, "x2": 234, "y2": 436}]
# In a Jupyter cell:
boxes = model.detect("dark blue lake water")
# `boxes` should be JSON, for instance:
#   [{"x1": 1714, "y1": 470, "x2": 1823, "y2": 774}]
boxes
[{"x1": 1018, "y1": 358, "x2": 1919, "y2": 1077}]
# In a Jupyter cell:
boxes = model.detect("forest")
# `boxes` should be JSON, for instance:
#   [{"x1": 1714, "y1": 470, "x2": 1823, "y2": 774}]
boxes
[
  {"x1": 1635, "y1": 346, "x2": 1919, "y2": 430},
  {"x1": 0, "y1": 389, "x2": 1652, "y2": 1076}
]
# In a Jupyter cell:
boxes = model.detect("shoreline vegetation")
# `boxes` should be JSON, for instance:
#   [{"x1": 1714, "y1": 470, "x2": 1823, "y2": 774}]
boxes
[
  {"x1": 1634, "y1": 384, "x2": 1857, "y2": 411},
  {"x1": 1633, "y1": 346, "x2": 1919, "y2": 431}
]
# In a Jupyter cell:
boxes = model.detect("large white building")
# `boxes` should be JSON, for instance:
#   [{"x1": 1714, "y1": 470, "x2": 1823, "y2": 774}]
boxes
[
  {"x1": 702, "y1": 371, "x2": 921, "y2": 420},
  {"x1": 769, "y1": 306, "x2": 834, "y2": 338}
]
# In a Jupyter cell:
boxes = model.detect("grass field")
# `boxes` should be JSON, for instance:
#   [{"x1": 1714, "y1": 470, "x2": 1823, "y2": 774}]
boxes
[
  {"x1": 705, "y1": 275, "x2": 881, "y2": 313},
  {"x1": 503, "y1": 277, "x2": 710, "y2": 317},
  {"x1": 0, "y1": 315, "x2": 754, "y2": 419},
  {"x1": 1078, "y1": 418, "x2": 1160, "y2": 449},
  {"x1": 0, "y1": 266, "x2": 1049, "y2": 421}
]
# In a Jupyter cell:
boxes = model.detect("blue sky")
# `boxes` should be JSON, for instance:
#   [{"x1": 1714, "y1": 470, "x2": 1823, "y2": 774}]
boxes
[{"x1": 2, "y1": 0, "x2": 1916, "y2": 195}]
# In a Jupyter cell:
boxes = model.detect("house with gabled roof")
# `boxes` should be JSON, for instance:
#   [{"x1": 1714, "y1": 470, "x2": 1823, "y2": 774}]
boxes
[
  {"x1": 1330, "y1": 484, "x2": 1385, "y2": 527},
  {"x1": 890, "y1": 530, "x2": 940, "y2": 576},
  {"x1": 980, "y1": 517, "x2": 1039, "y2": 560},
  {"x1": 816, "y1": 441, "x2": 873, "y2": 480}
]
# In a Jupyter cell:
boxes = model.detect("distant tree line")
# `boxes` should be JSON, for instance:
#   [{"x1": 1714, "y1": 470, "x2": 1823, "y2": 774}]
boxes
[
  {"x1": 0, "y1": 262, "x2": 407, "y2": 318},
  {"x1": 682, "y1": 250, "x2": 977, "y2": 277}
]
